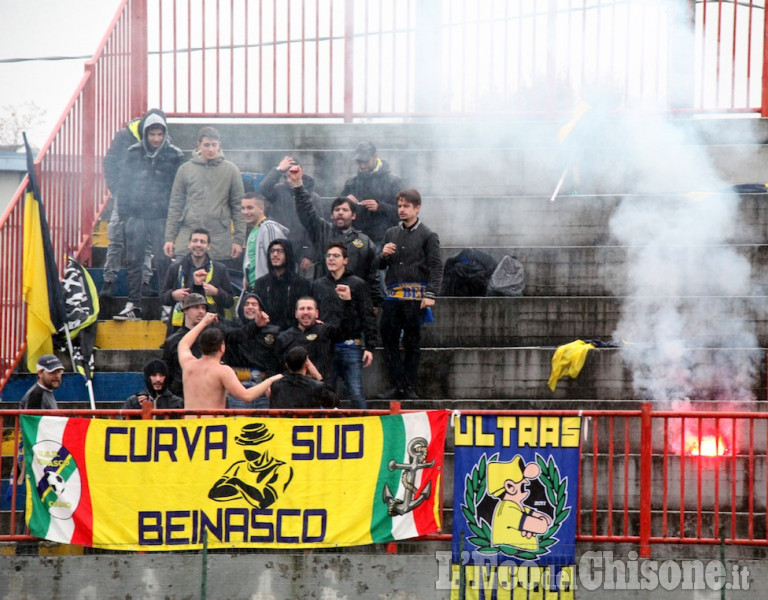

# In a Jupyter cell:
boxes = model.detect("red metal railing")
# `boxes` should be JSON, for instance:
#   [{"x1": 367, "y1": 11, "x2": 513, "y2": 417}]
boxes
[
  {"x1": 0, "y1": 0, "x2": 145, "y2": 390},
  {"x1": 148, "y1": 0, "x2": 768, "y2": 119},
  {"x1": 3, "y1": 404, "x2": 768, "y2": 557},
  {"x1": 2, "y1": 1, "x2": 767, "y2": 392}
]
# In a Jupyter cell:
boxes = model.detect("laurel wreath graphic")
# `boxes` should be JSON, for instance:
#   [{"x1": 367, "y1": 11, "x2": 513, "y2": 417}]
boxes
[{"x1": 461, "y1": 453, "x2": 570, "y2": 560}]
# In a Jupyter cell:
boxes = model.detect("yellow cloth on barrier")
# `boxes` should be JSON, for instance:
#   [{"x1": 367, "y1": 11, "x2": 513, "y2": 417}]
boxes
[{"x1": 547, "y1": 340, "x2": 595, "y2": 392}]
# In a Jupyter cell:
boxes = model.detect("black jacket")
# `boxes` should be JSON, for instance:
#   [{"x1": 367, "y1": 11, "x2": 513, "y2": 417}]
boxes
[
  {"x1": 276, "y1": 316, "x2": 351, "y2": 383},
  {"x1": 340, "y1": 159, "x2": 403, "y2": 244},
  {"x1": 293, "y1": 185, "x2": 383, "y2": 306},
  {"x1": 103, "y1": 117, "x2": 141, "y2": 194},
  {"x1": 252, "y1": 239, "x2": 312, "y2": 331},
  {"x1": 311, "y1": 270, "x2": 379, "y2": 352},
  {"x1": 160, "y1": 326, "x2": 201, "y2": 398},
  {"x1": 117, "y1": 109, "x2": 184, "y2": 220},
  {"x1": 379, "y1": 220, "x2": 443, "y2": 298},
  {"x1": 258, "y1": 168, "x2": 318, "y2": 261},
  {"x1": 270, "y1": 373, "x2": 337, "y2": 409},
  {"x1": 223, "y1": 319, "x2": 282, "y2": 376},
  {"x1": 161, "y1": 253, "x2": 235, "y2": 319}
]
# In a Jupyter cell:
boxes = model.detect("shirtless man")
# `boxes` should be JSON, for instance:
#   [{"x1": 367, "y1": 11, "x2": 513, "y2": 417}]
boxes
[{"x1": 178, "y1": 311, "x2": 282, "y2": 411}]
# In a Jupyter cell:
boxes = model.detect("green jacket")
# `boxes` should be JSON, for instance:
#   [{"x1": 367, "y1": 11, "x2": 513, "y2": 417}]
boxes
[{"x1": 165, "y1": 150, "x2": 246, "y2": 261}]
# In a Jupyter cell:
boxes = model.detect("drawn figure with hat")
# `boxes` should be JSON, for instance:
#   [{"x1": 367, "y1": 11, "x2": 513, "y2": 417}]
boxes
[
  {"x1": 487, "y1": 455, "x2": 553, "y2": 551},
  {"x1": 209, "y1": 423, "x2": 293, "y2": 508}
]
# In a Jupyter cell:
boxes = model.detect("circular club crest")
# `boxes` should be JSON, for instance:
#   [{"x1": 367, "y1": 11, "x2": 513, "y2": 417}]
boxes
[
  {"x1": 264, "y1": 334, "x2": 276, "y2": 345},
  {"x1": 461, "y1": 453, "x2": 569, "y2": 561},
  {"x1": 352, "y1": 239, "x2": 364, "y2": 248},
  {"x1": 306, "y1": 333, "x2": 318, "y2": 341},
  {"x1": 30, "y1": 440, "x2": 82, "y2": 520}
]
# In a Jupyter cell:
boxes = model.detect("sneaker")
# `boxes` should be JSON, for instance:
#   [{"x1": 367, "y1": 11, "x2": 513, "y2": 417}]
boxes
[
  {"x1": 113, "y1": 302, "x2": 142, "y2": 321},
  {"x1": 99, "y1": 280, "x2": 115, "y2": 298},
  {"x1": 142, "y1": 282, "x2": 159, "y2": 297},
  {"x1": 376, "y1": 387, "x2": 404, "y2": 400}
]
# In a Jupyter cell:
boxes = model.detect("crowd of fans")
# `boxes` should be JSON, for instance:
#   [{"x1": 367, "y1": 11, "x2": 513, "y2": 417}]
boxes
[{"x1": 90, "y1": 111, "x2": 443, "y2": 411}]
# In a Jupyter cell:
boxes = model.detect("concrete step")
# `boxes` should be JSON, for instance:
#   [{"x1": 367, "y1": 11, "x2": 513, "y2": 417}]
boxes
[
  {"x1": 0, "y1": 372, "x2": 145, "y2": 404},
  {"x1": 440, "y1": 244, "x2": 768, "y2": 296},
  {"x1": 419, "y1": 193, "x2": 768, "y2": 247},
  {"x1": 90, "y1": 346, "x2": 768, "y2": 402},
  {"x1": 166, "y1": 119, "x2": 768, "y2": 197},
  {"x1": 423, "y1": 296, "x2": 768, "y2": 347},
  {"x1": 90, "y1": 295, "x2": 768, "y2": 350},
  {"x1": 95, "y1": 320, "x2": 167, "y2": 350}
]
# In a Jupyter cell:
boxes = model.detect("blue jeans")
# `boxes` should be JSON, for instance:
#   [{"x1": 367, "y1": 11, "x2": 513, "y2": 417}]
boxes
[
  {"x1": 104, "y1": 195, "x2": 153, "y2": 284},
  {"x1": 227, "y1": 394, "x2": 269, "y2": 409},
  {"x1": 332, "y1": 345, "x2": 366, "y2": 409},
  {"x1": 227, "y1": 374, "x2": 269, "y2": 409}
]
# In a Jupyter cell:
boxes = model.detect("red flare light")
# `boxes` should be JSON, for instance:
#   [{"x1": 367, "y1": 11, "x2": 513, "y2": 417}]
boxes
[{"x1": 685, "y1": 434, "x2": 728, "y2": 457}]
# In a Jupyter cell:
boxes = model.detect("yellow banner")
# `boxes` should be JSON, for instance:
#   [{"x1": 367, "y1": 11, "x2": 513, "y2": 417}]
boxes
[{"x1": 23, "y1": 412, "x2": 449, "y2": 551}]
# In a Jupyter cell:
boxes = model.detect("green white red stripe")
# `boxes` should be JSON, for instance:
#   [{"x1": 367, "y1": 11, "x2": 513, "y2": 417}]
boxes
[
  {"x1": 22, "y1": 415, "x2": 93, "y2": 545},
  {"x1": 370, "y1": 410, "x2": 448, "y2": 541}
]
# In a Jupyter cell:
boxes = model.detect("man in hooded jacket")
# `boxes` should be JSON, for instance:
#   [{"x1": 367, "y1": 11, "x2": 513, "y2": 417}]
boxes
[
  {"x1": 122, "y1": 359, "x2": 184, "y2": 410},
  {"x1": 222, "y1": 292, "x2": 282, "y2": 408},
  {"x1": 114, "y1": 108, "x2": 184, "y2": 321},
  {"x1": 251, "y1": 239, "x2": 312, "y2": 331},
  {"x1": 100, "y1": 115, "x2": 154, "y2": 299},
  {"x1": 258, "y1": 156, "x2": 319, "y2": 275}
]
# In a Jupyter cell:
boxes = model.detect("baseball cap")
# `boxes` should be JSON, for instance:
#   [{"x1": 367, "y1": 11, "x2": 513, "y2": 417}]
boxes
[
  {"x1": 353, "y1": 141, "x2": 376, "y2": 162},
  {"x1": 36, "y1": 354, "x2": 64, "y2": 373},
  {"x1": 182, "y1": 293, "x2": 208, "y2": 310}
]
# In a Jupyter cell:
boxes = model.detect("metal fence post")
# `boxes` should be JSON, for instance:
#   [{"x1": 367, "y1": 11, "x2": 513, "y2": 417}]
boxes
[
  {"x1": 639, "y1": 402, "x2": 652, "y2": 557},
  {"x1": 343, "y1": 0, "x2": 354, "y2": 123},
  {"x1": 81, "y1": 64, "x2": 97, "y2": 264},
  {"x1": 130, "y1": 0, "x2": 148, "y2": 116}
]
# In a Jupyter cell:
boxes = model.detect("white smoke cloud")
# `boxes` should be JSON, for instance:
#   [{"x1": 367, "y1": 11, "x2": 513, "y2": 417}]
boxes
[{"x1": 608, "y1": 112, "x2": 763, "y2": 404}]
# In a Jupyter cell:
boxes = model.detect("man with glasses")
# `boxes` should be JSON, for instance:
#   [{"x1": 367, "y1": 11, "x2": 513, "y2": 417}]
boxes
[{"x1": 311, "y1": 242, "x2": 378, "y2": 409}]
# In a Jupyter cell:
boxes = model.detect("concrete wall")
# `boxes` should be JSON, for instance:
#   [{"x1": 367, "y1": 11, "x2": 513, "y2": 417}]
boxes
[{"x1": 0, "y1": 544, "x2": 761, "y2": 599}]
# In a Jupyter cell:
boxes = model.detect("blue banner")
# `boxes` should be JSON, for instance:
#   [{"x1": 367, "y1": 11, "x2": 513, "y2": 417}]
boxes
[{"x1": 452, "y1": 415, "x2": 581, "y2": 567}]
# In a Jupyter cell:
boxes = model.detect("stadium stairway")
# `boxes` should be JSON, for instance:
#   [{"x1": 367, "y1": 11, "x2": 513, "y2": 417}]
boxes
[
  {"x1": 4, "y1": 119, "x2": 768, "y2": 552},
  {"x1": 2, "y1": 120, "x2": 768, "y2": 411}
]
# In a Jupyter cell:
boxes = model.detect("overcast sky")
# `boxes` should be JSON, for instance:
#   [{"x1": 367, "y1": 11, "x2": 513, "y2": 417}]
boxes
[{"x1": 0, "y1": 0, "x2": 123, "y2": 147}]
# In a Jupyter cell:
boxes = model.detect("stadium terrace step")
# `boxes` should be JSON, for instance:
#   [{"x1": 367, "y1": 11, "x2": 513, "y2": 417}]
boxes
[
  {"x1": 95, "y1": 320, "x2": 167, "y2": 350},
  {"x1": 88, "y1": 346, "x2": 767, "y2": 403},
  {"x1": 167, "y1": 119, "x2": 768, "y2": 198},
  {"x1": 439, "y1": 244, "x2": 768, "y2": 297},
  {"x1": 424, "y1": 296, "x2": 768, "y2": 348},
  {"x1": 0, "y1": 372, "x2": 144, "y2": 404},
  {"x1": 91, "y1": 295, "x2": 768, "y2": 354},
  {"x1": 97, "y1": 296, "x2": 165, "y2": 320},
  {"x1": 87, "y1": 267, "x2": 162, "y2": 299}
]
